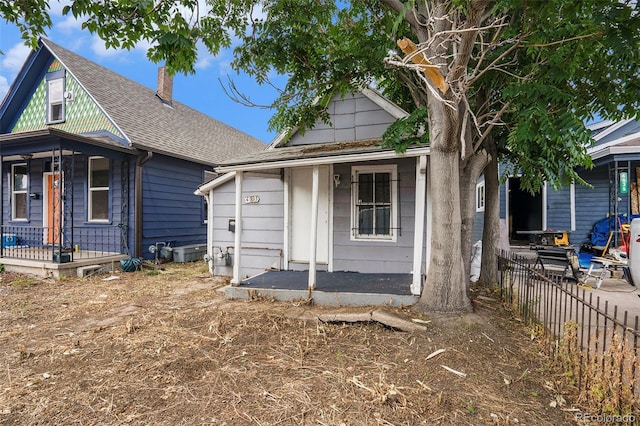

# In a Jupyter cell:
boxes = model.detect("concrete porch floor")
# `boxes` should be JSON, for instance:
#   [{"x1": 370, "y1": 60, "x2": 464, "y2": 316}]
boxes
[
  {"x1": 1, "y1": 251, "x2": 128, "y2": 279},
  {"x1": 224, "y1": 270, "x2": 419, "y2": 307}
]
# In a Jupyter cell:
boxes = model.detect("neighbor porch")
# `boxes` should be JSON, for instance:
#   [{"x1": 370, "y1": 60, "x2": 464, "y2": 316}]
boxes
[{"x1": 1, "y1": 224, "x2": 128, "y2": 278}]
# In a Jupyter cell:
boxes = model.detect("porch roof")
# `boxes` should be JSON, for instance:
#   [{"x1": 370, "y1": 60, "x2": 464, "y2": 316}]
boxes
[
  {"x1": 0, "y1": 128, "x2": 135, "y2": 158},
  {"x1": 215, "y1": 139, "x2": 431, "y2": 173},
  {"x1": 591, "y1": 137, "x2": 640, "y2": 165}
]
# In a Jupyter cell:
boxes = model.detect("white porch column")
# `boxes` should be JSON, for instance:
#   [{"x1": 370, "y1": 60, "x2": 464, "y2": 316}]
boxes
[
  {"x1": 411, "y1": 155, "x2": 427, "y2": 295},
  {"x1": 308, "y1": 165, "x2": 320, "y2": 290},
  {"x1": 570, "y1": 181, "x2": 576, "y2": 232},
  {"x1": 231, "y1": 171, "x2": 243, "y2": 285},
  {"x1": 206, "y1": 188, "x2": 215, "y2": 275}
]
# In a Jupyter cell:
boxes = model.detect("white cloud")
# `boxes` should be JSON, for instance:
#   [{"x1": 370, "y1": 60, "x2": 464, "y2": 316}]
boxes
[
  {"x1": 49, "y1": 0, "x2": 72, "y2": 17},
  {"x1": 0, "y1": 42, "x2": 31, "y2": 99},
  {"x1": 0, "y1": 75, "x2": 10, "y2": 101},
  {"x1": 56, "y1": 15, "x2": 83, "y2": 34},
  {"x1": 89, "y1": 34, "x2": 150, "y2": 63},
  {"x1": 90, "y1": 35, "x2": 123, "y2": 59},
  {"x1": 2, "y1": 42, "x2": 31, "y2": 75}
]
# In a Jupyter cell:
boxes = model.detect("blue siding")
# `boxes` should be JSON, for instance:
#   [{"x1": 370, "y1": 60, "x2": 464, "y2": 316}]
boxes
[
  {"x1": 498, "y1": 161, "x2": 639, "y2": 247},
  {"x1": 546, "y1": 185, "x2": 572, "y2": 232},
  {"x1": 140, "y1": 154, "x2": 208, "y2": 254},
  {"x1": 2, "y1": 154, "x2": 133, "y2": 254}
]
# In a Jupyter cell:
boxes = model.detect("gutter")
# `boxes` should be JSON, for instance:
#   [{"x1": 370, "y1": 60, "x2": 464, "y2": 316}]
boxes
[{"x1": 134, "y1": 150, "x2": 153, "y2": 257}]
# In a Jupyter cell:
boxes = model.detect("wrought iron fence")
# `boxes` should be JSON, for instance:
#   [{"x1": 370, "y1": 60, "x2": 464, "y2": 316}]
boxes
[
  {"x1": 497, "y1": 250, "x2": 639, "y2": 416},
  {"x1": 0, "y1": 225, "x2": 123, "y2": 261}
]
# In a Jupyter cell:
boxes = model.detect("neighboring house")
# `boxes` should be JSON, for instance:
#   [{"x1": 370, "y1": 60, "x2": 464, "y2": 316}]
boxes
[
  {"x1": 196, "y1": 88, "x2": 431, "y2": 306},
  {"x1": 0, "y1": 38, "x2": 265, "y2": 277},
  {"x1": 473, "y1": 120, "x2": 640, "y2": 249}
]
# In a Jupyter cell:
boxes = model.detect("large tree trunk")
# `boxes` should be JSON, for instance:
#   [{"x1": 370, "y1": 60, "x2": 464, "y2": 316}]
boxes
[
  {"x1": 415, "y1": 96, "x2": 472, "y2": 314},
  {"x1": 478, "y1": 141, "x2": 500, "y2": 285},
  {"x1": 460, "y1": 151, "x2": 489, "y2": 294}
]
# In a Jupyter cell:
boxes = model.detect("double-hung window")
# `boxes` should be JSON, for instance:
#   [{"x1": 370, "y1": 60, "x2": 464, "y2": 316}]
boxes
[
  {"x1": 12, "y1": 164, "x2": 28, "y2": 221},
  {"x1": 352, "y1": 165, "x2": 397, "y2": 241},
  {"x1": 88, "y1": 157, "x2": 110, "y2": 221},
  {"x1": 46, "y1": 71, "x2": 65, "y2": 124}
]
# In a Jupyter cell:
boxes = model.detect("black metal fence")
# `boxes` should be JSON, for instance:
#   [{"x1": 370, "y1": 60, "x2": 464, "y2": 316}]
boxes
[
  {"x1": 497, "y1": 250, "x2": 639, "y2": 416},
  {"x1": 0, "y1": 225, "x2": 123, "y2": 261}
]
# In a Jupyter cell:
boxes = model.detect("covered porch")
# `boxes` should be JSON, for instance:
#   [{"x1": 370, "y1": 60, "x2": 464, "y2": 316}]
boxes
[
  {"x1": 200, "y1": 139, "x2": 433, "y2": 307},
  {"x1": 0, "y1": 128, "x2": 136, "y2": 277},
  {"x1": 224, "y1": 270, "x2": 418, "y2": 307}
]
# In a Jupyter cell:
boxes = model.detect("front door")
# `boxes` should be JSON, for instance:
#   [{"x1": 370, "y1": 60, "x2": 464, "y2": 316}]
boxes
[
  {"x1": 43, "y1": 172, "x2": 63, "y2": 245},
  {"x1": 290, "y1": 166, "x2": 329, "y2": 264}
]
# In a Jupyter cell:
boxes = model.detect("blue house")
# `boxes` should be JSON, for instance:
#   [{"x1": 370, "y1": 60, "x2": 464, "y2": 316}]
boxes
[
  {"x1": 0, "y1": 39, "x2": 265, "y2": 277},
  {"x1": 473, "y1": 120, "x2": 640, "y2": 251}
]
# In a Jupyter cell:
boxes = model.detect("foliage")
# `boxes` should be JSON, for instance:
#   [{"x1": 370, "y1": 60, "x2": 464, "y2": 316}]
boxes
[
  {"x1": 4, "y1": 1, "x2": 638, "y2": 190},
  {"x1": 0, "y1": 0, "x2": 51, "y2": 53},
  {"x1": 61, "y1": 0, "x2": 257, "y2": 75}
]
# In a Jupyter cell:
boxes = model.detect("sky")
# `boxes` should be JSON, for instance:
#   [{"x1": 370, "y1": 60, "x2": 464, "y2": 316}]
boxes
[{"x1": 0, "y1": 7, "x2": 282, "y2": 144}]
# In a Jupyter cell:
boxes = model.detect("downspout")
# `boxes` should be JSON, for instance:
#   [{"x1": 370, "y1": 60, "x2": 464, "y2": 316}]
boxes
[{"x1": 134, "y1": 150, "x2": 153, "y2": 257}]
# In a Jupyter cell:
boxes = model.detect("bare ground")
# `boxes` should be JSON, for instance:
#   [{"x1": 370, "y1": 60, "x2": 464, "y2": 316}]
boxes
[{"x1": 0, "y1": 263, "x2": 579, "y2": 425}]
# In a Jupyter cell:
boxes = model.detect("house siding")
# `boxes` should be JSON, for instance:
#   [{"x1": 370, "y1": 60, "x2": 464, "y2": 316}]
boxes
[
  {"x1": 287, "y1": 92, "x2": 396, "y2": 145},
  {"x1": 332, "y1": 158, "x2": 418, "y2": 274},
  {"x1": 2, "y1": 154, "x2": 130, "y2": 253},
  {"x1": 546, "y1": 185, "x2": 572, "y2": 233},
  {"x1": 210, "y1": 172, "x2": 285, "y2": 279},
  {"x1": 11, "y1": 60, "x2": 123, "y2": 138},
  {"x1": 496, "y1": 161, "x2": 638, "y2": 248},
  {"x1": 140, "y1": 154, "x2": 209, "y2": 255}
]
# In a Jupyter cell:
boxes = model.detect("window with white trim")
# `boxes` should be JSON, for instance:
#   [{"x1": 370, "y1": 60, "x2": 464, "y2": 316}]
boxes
[
  {"x1": 88, "y1": 157, "x2": 110, "y2": 221},
  {"x1": 351, "y1": 165, "x2": 397, "y2": 241},
  {"x1": 11, "y1": 163, "x2": 28, "y2": 221},
  {"x1": 476, "y1": 180, "x2": 485, "y2": 212},
  {"x1": 46, "y1": 71, "x2": 66, "y2": 124}
]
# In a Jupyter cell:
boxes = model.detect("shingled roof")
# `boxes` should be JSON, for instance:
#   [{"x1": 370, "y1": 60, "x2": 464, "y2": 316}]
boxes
[{"x1": 41, "y1": 38, "x2": 266, "y2": 165}]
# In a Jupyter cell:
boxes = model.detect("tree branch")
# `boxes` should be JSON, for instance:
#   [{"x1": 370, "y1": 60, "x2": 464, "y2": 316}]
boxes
[{"x1": 380, "y1": 0, "x2": 422, "y2": 32}]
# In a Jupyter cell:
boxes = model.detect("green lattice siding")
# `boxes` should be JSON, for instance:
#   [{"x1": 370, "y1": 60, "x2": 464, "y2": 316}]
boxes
[{"x1": 11, "y1": 60, "x2": 123, "y2": 138}]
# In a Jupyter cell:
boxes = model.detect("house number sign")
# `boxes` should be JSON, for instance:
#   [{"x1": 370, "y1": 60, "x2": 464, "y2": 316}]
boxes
[{"x1": 244, "y1": 195, "x2": 260, "y2": 204}]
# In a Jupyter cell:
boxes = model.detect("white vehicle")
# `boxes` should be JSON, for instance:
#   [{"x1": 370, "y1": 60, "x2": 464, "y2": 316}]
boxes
[{"x1": 630, "y1": 218, "x2": 640, "y2": 287}]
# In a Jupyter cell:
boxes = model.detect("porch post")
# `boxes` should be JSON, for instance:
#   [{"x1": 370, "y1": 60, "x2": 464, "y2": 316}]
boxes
[
  {"x1": 308, "y1": 165, "x2": 319, "y2": 290},
  {"x1": 412, "y1": 155, "x2": 427, "y2": 295},
  {"x1": 231, "y1": 171, "x2": 243, "y2": 285},
  {"x1": 206, "y1": 188, "x2": 215, "y2": 275}
]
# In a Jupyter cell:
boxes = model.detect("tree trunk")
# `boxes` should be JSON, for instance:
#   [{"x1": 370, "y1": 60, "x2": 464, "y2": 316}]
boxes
[
  {"x1": 460, "y1": 151, "x2": 489, "y2": 293},
  {"x1": 415, "y1": 96, "x2": 472, "y2": 314},
  {"x1": 478, "y1": 142, "x2": 500, "y2": 286}
]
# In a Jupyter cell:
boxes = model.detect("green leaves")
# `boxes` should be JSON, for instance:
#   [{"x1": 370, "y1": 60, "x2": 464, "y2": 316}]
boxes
[
  {"x1": 2, "y1": 0, "x2": 638, "y2": 186},
  {"x1": 382, "y1": 107, "x2": 429, "y2": 153},
  {"x1": 1, "y1": 0, "x2": 52, "y2": 51}
]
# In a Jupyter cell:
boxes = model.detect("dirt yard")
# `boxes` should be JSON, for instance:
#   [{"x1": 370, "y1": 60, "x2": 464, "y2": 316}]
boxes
[{"x1": 0, "y1": 263, "x2": 580, "y2": 425}]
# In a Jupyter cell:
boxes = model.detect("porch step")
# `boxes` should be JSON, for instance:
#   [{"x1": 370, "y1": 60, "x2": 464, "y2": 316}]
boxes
[{"x1": 77, "y1": 264, "x2": 103, "y2": 278}]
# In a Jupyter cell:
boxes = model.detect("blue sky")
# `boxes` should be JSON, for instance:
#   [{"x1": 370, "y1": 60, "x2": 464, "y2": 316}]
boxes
[{"x1": 0, "y1": 8, "x2": 282, "y2": 144}]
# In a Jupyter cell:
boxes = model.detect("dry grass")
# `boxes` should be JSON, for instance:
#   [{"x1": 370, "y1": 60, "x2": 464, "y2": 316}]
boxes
[
  {"x1": 554, "y1": 322, "x2": 640, "y2": 418},
  {"x1": 0, "y1": 264, "x2": 579, "y2": 425}
]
